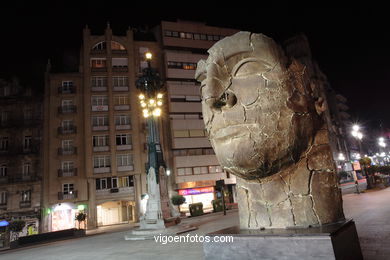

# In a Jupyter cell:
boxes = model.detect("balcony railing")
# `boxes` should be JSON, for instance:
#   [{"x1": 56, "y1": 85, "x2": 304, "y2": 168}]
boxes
[
  {"x1": 58, "y1": 105, "x2": 77, "y2": 114},
  {"x1": 58, "y1": 86, "x2": 76, "y2": 94},
  {"x1": 115, "y1": 124, "x2": 131, "y2": 130},
  {"x1": 91, "y1": 86, "x2": 108, "y2": 92},
  {"x1": 117, "y1": 165, "x2": 134, "y2": 172},
  {"x1": 114, "y1": 105, "x2": 130, "y2": 111},
  {"x1": 0, "y1": 116, "x2": 41, "y2": 128},
  {"x1": 0, "y1": 174, "x2": 39, "y2": 184},
  {"x1": 0, "y1": 203, "x2": 7, "y2": 210},
  {"x1": 112, "y1": 66, "x2": 128, "y2": 72},
  {"x1": 0, "y1": 145, "x2": 40, "y2": 155},
  {"x1": 91, "y1": 67, "x2": 107, "y2": 72},
  {"x1": 58, "y1": 191, "x2": 78, "y2": 200},
  {"x1": 19, "y1": 201, "x2": 31, "y2": 208},
  {"x1": 116, "y1": 144, "x2": 132, "y2": 151},
  {"x1": 93, "y1": 167, "x2": 111, "y2": 174},
  {"x1": 96, "y1": 186, "x2": 134, "y2": 197},
  {"x1": 58, "y1": 126, "x2": 77, "y2": 135},
  {"x1": 91, "y1": 105, "x2": 109, "y2": 112},
  {"x1": 92, "y1": 125, "x2": 109, "y2": 131},
  {"x1": 58, "y1": 147, "x2": 77, "y2": 155},
  {"x1": 113, "y1": 86, "x2": 129, "y2": 91},
  {"x1": 112, "y1": 49, "x2": 127, "y2": 54},
  {"x1": 58, "y1": 168, "x2": 78, "y2": 177}
]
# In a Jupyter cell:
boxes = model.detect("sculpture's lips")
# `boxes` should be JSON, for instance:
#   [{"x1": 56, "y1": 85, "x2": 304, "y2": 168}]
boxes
[{"x1": 211, "y1": 124, "x2": 258, "y2": 140}]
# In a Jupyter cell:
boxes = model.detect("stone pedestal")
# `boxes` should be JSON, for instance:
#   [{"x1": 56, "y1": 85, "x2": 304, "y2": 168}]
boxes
[{"x1": 203, "y1": 220, "x2": 363, "y2": 260}]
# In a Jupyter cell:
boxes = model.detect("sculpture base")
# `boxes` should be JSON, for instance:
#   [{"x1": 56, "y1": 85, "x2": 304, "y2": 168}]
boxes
[{"x1": 203, "y1": 219, "x2": 362, "y2": 260}]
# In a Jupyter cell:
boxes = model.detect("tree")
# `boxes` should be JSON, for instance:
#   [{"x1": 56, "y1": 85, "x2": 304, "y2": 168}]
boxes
[
  {"x1": 360, "y1": 157, "x2": 373, "y2": 189},
  {"x1": 171, "y1": 195, "x2": 186, "y2": 212},
  {"x1": 75, "y1": 212, "x2": 87, "y2": 229}
]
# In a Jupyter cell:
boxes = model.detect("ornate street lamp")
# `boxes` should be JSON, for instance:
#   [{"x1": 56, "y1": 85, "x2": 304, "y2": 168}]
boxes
[
  {"x1": 351, "y1": 124, "x2": 371, "y2": 189},
  {"x1": 136, "y1": 52, "x2": 166, "y2": 229}
]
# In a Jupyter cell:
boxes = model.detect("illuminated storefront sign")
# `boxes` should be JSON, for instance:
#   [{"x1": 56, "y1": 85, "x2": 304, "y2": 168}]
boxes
[{"x1": 178, "y1": 186, "x2": 214, "y2": 196}]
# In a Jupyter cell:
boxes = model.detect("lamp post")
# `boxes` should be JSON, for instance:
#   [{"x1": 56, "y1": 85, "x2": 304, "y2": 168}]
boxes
[
  {"x1": 351, "y1": 125, "x2": 371, "y2": 189},
  {"x1": 136, "y1": 52, "x2": 166, "y2": 229},
  {"x1": 378, "y1": 137, "x2": 387, "y2": 165}
]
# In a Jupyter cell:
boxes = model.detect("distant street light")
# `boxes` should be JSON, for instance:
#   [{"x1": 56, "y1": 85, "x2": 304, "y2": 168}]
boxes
[{"x1": 351, "y1": 124, "x2": 371, "y2": 189}]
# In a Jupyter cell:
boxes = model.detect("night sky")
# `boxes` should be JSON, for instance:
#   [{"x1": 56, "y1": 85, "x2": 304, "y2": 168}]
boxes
[{"x1": 1, "y1": 2, "x2": 387, "y2": 130}]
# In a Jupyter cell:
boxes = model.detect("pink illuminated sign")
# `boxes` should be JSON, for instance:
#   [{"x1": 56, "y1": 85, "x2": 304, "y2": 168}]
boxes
[{"x1": 178, "y1": 186, "x2": 214, "y2": 196}]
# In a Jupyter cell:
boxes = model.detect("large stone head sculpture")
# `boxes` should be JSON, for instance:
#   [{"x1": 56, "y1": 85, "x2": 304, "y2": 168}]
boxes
[
  {"x1": 196, "y1": 32, "x2": 344, "y2": 229},
  {"x1": 195, "y1": 31, "x2": 325, "y2": 181}
]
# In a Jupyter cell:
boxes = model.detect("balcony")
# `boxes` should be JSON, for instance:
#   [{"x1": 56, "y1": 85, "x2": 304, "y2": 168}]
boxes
[
  {"x1": 91, "y1": 86, "x2": 108, "y2": 92},
  {"x1": 116, "y1": 144, "x2": 132, "y2": 151},
  {"x1": 58, "y1": 126, "x2": 77, "y2": 135},
  {"x1": 58, "y1": 147, "x2": 77, "y2": 155},
  {"x1": 93, "y1": 167, "x2": 110, "y2": 174},
  {"x1": 0, "y1": 176, "x2": 8, "y2": 184},
  {"x1": 96, "y1": 186, "x2": 134, "y2": 199},
  {"x1": 0, "y1": 116, "x2": 41, "y2": 128},
  {"x1": 114, "y1": 105, "x2": 130, "y2": 111},
  {"x1": 115, "y1": 124, "x2": 131, "y2": 130},
  {"x1": 58, "y1": 168, "x2": 78, "y2": 177},
  {"x1": 113, "y1": 86, "x2": 129, "y2": 92},
  {"x1": 0, "y1": 174, "x2": 39, "y2": 184},
  {"x1": 92, "y1": 105, "x2": 109, "y2": 112},
  {"x1": 58, "y1": 191, "x2": 78, "y2": 200},
  {"x1": 92, "y1": 125, "x2": 109, "y2": 131},
  {"x1": 0, "y1": 145, "x2": 40, "y2": 156},
  {"x1": 117, "y1": 165, "x2": 134, "y2": 172},
  {"x1": 58, "y1": 105, "x2": 77, "y2": 114},
  {"x1": 93, "y1": 146, "x2": 109, "y2": 152},
  {"x1": 112, "y1": 49, "x2": 127, "y2": 55},
  {"x1": 58, "y1": 86, "x2": 76, "y2": 94},
  {"x1": 91, "y1": 67, "x2": 107, "y2": 72},
  {"x1": 112, "y1": 66, "x2": 128, "y2": 72},
  {"x1": 19, "y1": 201, "x2": 31, "y2": 208}
]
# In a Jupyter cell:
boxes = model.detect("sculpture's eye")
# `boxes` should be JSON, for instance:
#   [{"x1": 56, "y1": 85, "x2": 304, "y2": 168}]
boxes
[
  {"x1": 214, "y1": 90, "x2": 237, "y2": 109},
  {"x1": 234, "y1": 61, "x2": 269, "y2": 78}
]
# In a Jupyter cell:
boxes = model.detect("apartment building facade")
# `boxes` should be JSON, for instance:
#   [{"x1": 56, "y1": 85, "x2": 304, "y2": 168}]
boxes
[
  {"x1": 153, "y1": 21, "x2": 239, "y2": 212},
  {"x1": 0, "y1": 78, "x2": 42, "y2": 236},
  {"x1": 42, "y1": 24, "x2": 161, "y2": 231}
]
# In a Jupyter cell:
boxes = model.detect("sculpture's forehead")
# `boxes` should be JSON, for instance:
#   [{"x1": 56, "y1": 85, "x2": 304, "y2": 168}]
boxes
[{"x1": 206, "y1": 31, "x2": 283, "y2": 68}]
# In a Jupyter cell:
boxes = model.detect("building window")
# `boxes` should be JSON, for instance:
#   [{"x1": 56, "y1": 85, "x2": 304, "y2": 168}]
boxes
[
  {"x1": 0, "y1": 137, "x2": 8, "y2": 151},
  {"x1": 116, "y1": 154, "x2": 133, "y2": 167},
  {"x1": 62, "y1": 183, "x2": 74, "y2": 195},
  {"x1": 0, "y1": 164, "x2": 7, "y2": 177},
  {"x1": 0, "y1": 191, "x2": 6, "y2": 204},
  {"x1": 112, "y1": 76, "x2": 128, "y2": 87},
  {"x1": 21, "y1": 190, "x2": 31, "y2": 202},
  {"x1": 115, "y1": 115, "x2": 131, "y2": 126},
  {"x1": 62, "y1": 161, "x2": 74, "y2": 172},
  {"x1": 22, "y1": 163, "x2": 31, "y2": 176},
  {"x1": 177, "y1": 167, "x2": 193, "y2": 176},
  {"x1": 91, "y1": 76, "x2": 107, "y2": 87},
  {"x1": 62, "y1": 99, "x2": 73, "y2": 107},
  {"x1": 24, "y1": 109, "x2": 33, "y2": 120},
  {"x1": 93, "y1": 135, "x2": 109, "y2": 147},
  {"x1": 111, "y1": 41, "x2": 126, "y2": 50},
  {"x1": 93, "y1": 155, "x2": 110, "y2": 168},
  {"x1": 92, "y1": 115, "x2": 109, "y2": 126},
  {"x1": 62, "y1": 81, "x2": 74, "y2": 87},
  {"x1": 91, "y1": 58, "x2": 107, "y2": 68},
  {"x1": 116, "y1": 134, "x2": 132, "y2": 146},
  {"x1": 114, "y1": 95, "x2": 129, "y2": 105},
  {"x1": 23, "y1": 136, "x2": 32, "y2": 150},
  {"x1": 62, "y1": 120, "x2": 74, "y2": 129},
  {"x1": 1, "y1": 111, "x2": 8, "y2": 123},
  {"x1": 167, "y1": 61, "x2": 197, "y2": 70},
  {"x1": 62, "y1": 140, "x2": 73, "y2": 150},
  {"x1": 91, "y1": 95, "x2": 108, "y2": 106},
  {"x1": 92, "y1": 41, "x2": 107, "y2": 50}
]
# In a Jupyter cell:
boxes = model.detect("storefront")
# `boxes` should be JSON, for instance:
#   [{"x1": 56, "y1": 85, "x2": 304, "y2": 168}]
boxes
[
  {"x1": 49, "y1": 202, "x2": 84, "y2": 231},
  {"x1": 96, "y1": 200, "x2": 134, "y2": 226},
  {"x1": 178, "y1": 186, "x2": 215, "y2": 213}
]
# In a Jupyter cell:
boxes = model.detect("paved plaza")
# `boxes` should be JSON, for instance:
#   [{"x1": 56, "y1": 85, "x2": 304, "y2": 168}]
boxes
[{"x1": 1, "y1": 187, "x2": 390, "y2": 260}]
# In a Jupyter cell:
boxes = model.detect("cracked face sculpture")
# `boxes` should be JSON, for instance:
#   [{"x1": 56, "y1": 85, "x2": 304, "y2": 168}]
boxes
[{"x1": 196, "y1": 32, "x2": 324, "y2": 181}]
